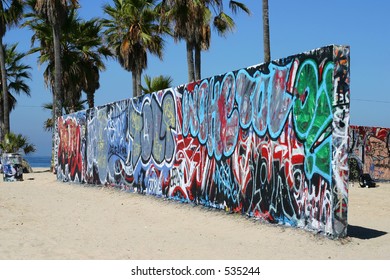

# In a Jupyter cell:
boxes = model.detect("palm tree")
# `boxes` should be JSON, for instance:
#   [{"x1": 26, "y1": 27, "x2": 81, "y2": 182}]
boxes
[
  {"x1": 59, "y1": 11, "x2": 111, "y2": 111},
  {"x1": 2, "y1": 43, "x2": 31, "y2": 107},
  {"x1": 0, "y1": 43, "x2": 31, "y2": 135},
  {"x1": 161, "y1": 0, "x2": 250, "y2": 82},
  {"x1": 196, "y1": 0, "x2": 250, "y2": 80},
  {"x1": 60, "y1": 11, "x2": 111, "y2": 109},
  {"x1": 26, "y1": 7, "x2": 111, "y2": 111},
  {"x1": 103, "y1": 0, "x2": 168, "y2": 98},
  {"x1": 141, "y1": 74, "x2": 173, "y2": 94},
  {"x1": 187, "y1": 2, "x2": 212, "y2": 80},
  {"x1": 159, "y1": 0, "x2": 198, "y2": 82},
  {"x1": 0, "y1": 0, "x2": 23, "y2": 140},
  {"x1": 0, "y1": 131, "x2": 36, "y2": 154},
  {"x1": 33, "y1": 0, "x2": 79, "y2": 118},
  {"x1": 32, "y1": 0, "x2": 78, "y2": 170},
  {"x1": 262, "y1": 0, "x2": 270, "y2": 62},
  {"x1": 82, "y1": 63, "x2": 101, "y2": 108}
]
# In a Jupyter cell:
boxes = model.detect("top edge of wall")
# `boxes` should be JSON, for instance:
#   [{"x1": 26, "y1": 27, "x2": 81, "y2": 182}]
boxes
[
  {"x1": 173, "y1": 44, "x2": 349, "y2": 89},
  {"x1": 60, "y1": 44, "x2": 350, "y2": 117},
  {"x1": 350, "y1": 124, "x2": 390, "y2": 130}
]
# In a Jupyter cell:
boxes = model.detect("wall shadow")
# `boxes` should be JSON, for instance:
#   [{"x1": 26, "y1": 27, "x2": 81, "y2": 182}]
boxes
[{"x1": 348, "y1": 225, "x2": 387, "y2": 239}]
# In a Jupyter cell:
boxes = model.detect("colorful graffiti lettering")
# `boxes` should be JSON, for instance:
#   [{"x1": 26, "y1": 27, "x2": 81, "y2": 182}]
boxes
[
  {"x1": 55, "y1": 45, "x2": 350, "y2": 238},
  {"x1": 349, "y1": 125, "x2": 390, "y2": 180},
  {"x1": 2, "y1": 153, "x2": 23, "y2": 182},
  {"x1": 57, "y1": 112, "x2": 85, "y2": 182},
  {"x1": 129, "y1": 91, "x2": 176, "y2": 166}
]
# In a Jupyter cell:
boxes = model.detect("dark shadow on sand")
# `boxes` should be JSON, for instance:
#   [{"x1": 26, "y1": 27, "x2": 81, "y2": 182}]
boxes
[
  {"x1": 33, "y1": 169, "x2": 51, "y2": 173},
  {"x1": 348, "y1": 225, "x2": 387, "y2": 239}
]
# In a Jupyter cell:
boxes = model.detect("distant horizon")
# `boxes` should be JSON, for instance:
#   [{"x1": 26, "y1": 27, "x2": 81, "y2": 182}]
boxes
[{"x1": 23, "y1": 154, "x2": 51, "y2": 168}]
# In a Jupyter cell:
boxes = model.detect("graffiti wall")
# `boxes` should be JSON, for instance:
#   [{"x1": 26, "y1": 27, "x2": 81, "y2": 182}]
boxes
[
  {"x1": 349, "y1": 125, "x2": 390, "y2": 181},
  {"x1": 2, "y1": 153, "x2": 23, "y2": 181},
  {"x1": 55, "y1": 45, "x2": 350, "y2": 238}
]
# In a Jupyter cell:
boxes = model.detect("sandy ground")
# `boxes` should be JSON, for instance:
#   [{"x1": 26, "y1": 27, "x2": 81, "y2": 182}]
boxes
[{"x1": 0, "y1": 168, "x2": 389, "y2": 260}]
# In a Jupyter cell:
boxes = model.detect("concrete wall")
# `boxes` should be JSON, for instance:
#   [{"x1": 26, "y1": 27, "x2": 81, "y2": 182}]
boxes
[
  {"x1": 55, "y1": 45, "x2": 350, "y2": 238},
  {"x1": 349, "y1": 125, "x2": 390, "y2": 181}
]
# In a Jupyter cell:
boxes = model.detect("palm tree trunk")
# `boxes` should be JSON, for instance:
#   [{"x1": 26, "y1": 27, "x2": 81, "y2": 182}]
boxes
[
  {"x1": 52, "y1": 24, "x2": 63, "y2": 119},
  {"x1": 51, "y1": 89, "x2": 56, "y2": 172},
  {"x1": 195, "y1": 44, "x2": 201, "y2": 81},
  {"x1": 0, "y1": 39, "x2": 10, "y2": 139},
  {"x1": 262, "y1": 0, "x2": 271, "y2": 63},
  {"x1": 132, "y1": 71, "x2": 137, "y2": 98},
  {"x1": 52, "y1": 23, "x2": 63, "y2": 173},
  {"x1": 0, "y1": 99, "x2": 3, "y2": 141},
  {"x1": 186, "y1": 39, "x2": 195, "y2": 82},
  {"x1": 87, "y1": 91, "x2": 94, "y2": 108},
  {"x1": 137, "y1": 68, "x2": 142, "y2": 97}
]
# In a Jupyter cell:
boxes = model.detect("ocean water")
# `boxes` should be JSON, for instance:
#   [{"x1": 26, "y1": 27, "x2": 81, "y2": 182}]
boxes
[{"x1": 24, "y1": 156, "x2": 52, "y2": 168}]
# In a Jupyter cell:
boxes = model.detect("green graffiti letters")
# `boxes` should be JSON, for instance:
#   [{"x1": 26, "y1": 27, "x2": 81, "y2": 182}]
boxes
[{"x1": 293, "y1": 60, "x2": 334, "y2": 178}]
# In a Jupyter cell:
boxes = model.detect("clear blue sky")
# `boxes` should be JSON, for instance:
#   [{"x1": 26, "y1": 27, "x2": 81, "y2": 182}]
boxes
[{"x1": 5, "y1": 0, "x2": 390, "y2": 156}]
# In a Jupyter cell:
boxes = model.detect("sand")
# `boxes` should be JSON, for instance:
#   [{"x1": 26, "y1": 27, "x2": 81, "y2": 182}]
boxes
[{"x1": 0, "y1": 168, "x2": 389, "y2": 260}]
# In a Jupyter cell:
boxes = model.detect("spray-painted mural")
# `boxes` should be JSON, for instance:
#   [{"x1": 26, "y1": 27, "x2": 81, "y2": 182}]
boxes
[
  {"x1": 349, "y1": 125, "x2": 390, "y2": 181},
  {"x1": 1, "y1": 153, "x2": 23, "y2": 181},
  {"x1": 55, "y1": 45, "x2": 350, "y2": 238}
]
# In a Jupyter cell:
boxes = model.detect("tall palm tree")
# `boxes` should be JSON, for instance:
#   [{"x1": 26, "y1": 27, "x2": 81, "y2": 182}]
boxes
[
  {"x1": 0, "y1": 43, "x2": 31, "y2": 133},
  {"x1": 32, "y1": 0, "x2": 78, "y2": 170},
  {"x1": 0, "y1": 0, "x2": 23, "y2": 140},
  {"x1": 141, "y1": 74, "x2": 173, "y2": 94},
  {"x1": 161, "y1": 0, "x2": 250, "y2": 82},
  {"x1": 262, "y1": 0, "x2": 270, "y2": 62},
  {"x1": 61, "y1": 11, "x2": 111, "y2": 109},
  {"x1": 3, "y1": 43, "x2": 31, "y2": 107},
  {"x1": 196, "y1": 0, "x2": 250, "y2": 80},
  {"x1": 26, "y1": 7, "x2": 111, "y2": 111},
  {"x1": 34, "y1": 0, "x2": 79, "y2": 119},
  {"x1": 58, "y1": 11, "x2": 111, "y2": 111},
  {"x1": 103, "y1": 0, "x2": 168, "y2": 98},
  {"x1": 159, "y1": 0, "x2": 198, "y2": 82},
  {"x1": 192, "y1": 2, "x2": 210, "y2": 81}
]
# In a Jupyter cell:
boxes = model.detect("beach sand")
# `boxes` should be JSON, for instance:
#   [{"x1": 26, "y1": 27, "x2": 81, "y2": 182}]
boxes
[{"x1": 0, "y1": 168, "x2": 389, "y2": 260}]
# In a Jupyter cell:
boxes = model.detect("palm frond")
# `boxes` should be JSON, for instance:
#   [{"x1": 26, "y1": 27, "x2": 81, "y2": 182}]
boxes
[{"x1": 229, "y1": 1, "x2": 251, "y2": 15}]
